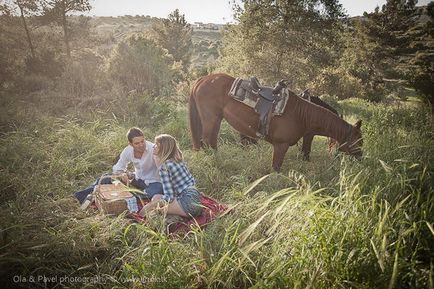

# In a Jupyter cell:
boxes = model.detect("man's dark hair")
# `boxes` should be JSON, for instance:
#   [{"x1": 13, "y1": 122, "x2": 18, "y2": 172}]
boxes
[{"x1": 127, "y1": 127, "x2": 144, "y2": 143}]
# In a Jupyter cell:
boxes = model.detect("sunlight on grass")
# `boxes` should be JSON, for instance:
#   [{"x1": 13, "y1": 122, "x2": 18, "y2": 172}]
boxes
[{"x1": 0, "y1": 96, "x2": 433, "y2": 288}]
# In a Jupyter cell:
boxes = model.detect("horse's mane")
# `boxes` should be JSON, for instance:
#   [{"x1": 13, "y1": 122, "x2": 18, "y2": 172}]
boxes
[
  {"x1": 310, "y1": 96, "x2": 338, "y2": 115},
  {"x1": 292, "y1": 93, "x2": 350, "y2": 141}
]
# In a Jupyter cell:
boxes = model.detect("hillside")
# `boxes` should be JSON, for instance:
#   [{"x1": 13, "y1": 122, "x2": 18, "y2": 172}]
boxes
[{"x1": 88, "y1": 15, "x2": 221, "y2": 68}]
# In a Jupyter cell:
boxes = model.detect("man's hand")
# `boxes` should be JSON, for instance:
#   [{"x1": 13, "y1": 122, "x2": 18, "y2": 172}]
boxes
[{"x1": 119, "y1": 173, "x2": 129, "y2": 185}]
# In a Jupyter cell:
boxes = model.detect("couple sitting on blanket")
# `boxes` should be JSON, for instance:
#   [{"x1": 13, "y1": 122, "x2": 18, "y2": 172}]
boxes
[{"x1": 73, "y1": 127, "x2": 202, "y2": 218}]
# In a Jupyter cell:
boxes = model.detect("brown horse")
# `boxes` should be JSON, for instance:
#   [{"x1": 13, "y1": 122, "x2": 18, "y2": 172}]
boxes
[
  {"x1": 240, "y1": 91, "x2": 341, "y2": 160},
  {"x1": 189, "y1": 73, "x2": 363, "y2": 171}
]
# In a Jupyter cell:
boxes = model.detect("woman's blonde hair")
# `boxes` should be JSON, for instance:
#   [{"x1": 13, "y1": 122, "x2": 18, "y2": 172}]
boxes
[{"x1": 154, "y1": 134, "x2": 183, "y2": 166}]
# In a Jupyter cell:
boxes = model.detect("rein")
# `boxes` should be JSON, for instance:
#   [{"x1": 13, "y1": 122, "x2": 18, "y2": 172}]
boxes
[{"x1": 338, "y1": 124, "x2": 353, "y2": 150}]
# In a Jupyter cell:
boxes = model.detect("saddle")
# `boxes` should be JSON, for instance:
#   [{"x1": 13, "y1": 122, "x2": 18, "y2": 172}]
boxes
[
  {"x1": 229, "y1": 76, "x2": 288, "y2": 138},
  {"x1": 300, "y1": 88, "x2": 311, "y2": 101}
]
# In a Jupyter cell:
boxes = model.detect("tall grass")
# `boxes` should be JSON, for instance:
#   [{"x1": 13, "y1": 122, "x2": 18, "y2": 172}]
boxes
[{"x1": 0, "y1": 95, "x2": 433, "y2": 288}]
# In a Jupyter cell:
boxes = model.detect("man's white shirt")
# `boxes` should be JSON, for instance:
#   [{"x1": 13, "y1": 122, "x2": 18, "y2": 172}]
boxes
[{"x1": 112, "y1": 141, "x2": 160, "y2": 185}]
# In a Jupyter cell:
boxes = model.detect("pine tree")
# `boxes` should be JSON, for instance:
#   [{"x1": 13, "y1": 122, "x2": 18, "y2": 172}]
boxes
[
  {"x1": 151, "y1": 9, "x2": 192, "y2": 73},
  {"x1": 405, "y1": 4, "x2": 434, "y2": 107},
  {"x1": 360, "y1": 0, "x2": 433, "y2": 105}
]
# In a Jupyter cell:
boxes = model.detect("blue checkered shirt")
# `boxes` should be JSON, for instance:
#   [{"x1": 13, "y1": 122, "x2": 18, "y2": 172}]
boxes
[{"x1": 159, "y1": 160, "x2": 195, "y2": 203}]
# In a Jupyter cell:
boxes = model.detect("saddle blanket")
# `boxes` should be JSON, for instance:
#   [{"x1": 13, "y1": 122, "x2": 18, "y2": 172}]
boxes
[{"x1": 228, "y1": 77, "x2": 289, "y2": 116}]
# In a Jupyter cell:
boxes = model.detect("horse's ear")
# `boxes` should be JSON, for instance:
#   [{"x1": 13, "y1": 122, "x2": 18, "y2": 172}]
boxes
[{"x1": 354, "y1": 120, "x2": 362, "y2": 129}]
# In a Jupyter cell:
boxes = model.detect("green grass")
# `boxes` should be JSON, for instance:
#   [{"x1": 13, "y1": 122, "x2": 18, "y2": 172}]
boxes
[{"x1": 0, "y1": 95, "x2": 433, "y2": 288}]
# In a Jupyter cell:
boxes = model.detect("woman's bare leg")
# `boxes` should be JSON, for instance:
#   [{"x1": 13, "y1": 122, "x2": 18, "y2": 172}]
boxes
[{"x1": 139, "y1": 194, "x2": 188, "y2": 217}]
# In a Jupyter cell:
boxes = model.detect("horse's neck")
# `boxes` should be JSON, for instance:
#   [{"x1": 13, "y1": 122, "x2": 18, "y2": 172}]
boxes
[{"x1": 297, "y1": 99, "x2": 350, "y2": 142}]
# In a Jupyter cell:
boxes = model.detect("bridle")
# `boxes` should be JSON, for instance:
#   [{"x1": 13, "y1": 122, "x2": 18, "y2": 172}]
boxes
[{"x1": 338, "y1": 125, "x2": 362, "y2": 155}]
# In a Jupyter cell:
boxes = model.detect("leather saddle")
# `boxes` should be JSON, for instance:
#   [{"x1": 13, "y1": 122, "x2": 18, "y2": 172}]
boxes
[
  {"x1": 300, "y1": 88, "x2": 311, "y2": 101},
  {"x1": 246, "y1": 76, "x2": 287, "y2": 137}
]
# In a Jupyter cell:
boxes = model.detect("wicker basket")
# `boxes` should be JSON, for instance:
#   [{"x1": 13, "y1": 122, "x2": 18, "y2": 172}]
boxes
[{"x1": 94, "y1": 175, "x2": 133, "y2": 215}]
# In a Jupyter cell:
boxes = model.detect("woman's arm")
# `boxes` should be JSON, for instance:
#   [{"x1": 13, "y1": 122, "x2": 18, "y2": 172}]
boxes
[{"x1": 159, "y1": 163, "x2": 174, "y2": 203}]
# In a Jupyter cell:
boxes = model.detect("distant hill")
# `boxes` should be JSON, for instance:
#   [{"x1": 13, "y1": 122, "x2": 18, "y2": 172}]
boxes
[{"x1": 88, "y1": 15, "x2": 222, "y2": 68}]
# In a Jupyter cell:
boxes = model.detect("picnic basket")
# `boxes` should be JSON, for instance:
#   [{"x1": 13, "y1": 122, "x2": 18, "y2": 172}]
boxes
[{"x1": 94, "y1": 175, "x2": 134, "y2": 215}]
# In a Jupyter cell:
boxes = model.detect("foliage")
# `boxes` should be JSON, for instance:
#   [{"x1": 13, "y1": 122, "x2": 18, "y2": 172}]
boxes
[
  {"x1": 107, "y1": 34, "x2": 174, "y2": 96},
  {"x1": 310, "y1": 21, "x2": 387, "y2": 101},
  {"x1": 405, "y1": 19, "x2": 434, "y2": 108},
  {"x1": 217, "y1": 0, "x2": 345, "y2": 87},
  {"x1": 41, "y1": 0, "x2": 91, "y2": 57},
  {"x1": 151, "y1": 9, "x2": 192, "y2": 74},
  {"x1": 0, "y1": 13, "x2": 27, "y2": 89},
  {"x1": 54, "y1": 48, "x2": 103, "y2": 99},
  {"x1": 11, "y1": 0, "x2": 41, "y2": 58}
]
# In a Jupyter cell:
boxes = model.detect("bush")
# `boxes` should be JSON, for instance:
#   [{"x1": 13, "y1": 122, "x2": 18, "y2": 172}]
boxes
[
  {"x1": 107, "y1": 34, "x2": 174, "y2": 96},
  {"x1": 310, "y1": 67, "x2": 387, "y2": 102},
  {"x1": 309, "y1": 67, "x2": 364, "y2": 99},
  {"x1": 25, "y1": 49, "x2": 64, "y2": 80},
  {"x1": 55, "y1": 49, "x2": 105, "y2": 99}
]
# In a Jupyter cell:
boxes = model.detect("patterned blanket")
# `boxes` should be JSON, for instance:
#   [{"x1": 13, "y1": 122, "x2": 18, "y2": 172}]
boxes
[{"x1": 120, "y1": 195, "x2": 229, "y2": 235}]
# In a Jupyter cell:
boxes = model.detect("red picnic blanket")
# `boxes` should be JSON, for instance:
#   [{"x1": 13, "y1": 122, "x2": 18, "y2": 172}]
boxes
[
  {"x1": 130, "y1": 195, "x2": 228, "y2": 235},
  {"x1": 91, "y1": 195, "x2": 229, "y2": 235}
]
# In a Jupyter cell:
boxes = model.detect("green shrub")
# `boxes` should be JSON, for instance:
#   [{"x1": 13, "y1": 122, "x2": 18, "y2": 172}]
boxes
[{"x1": 107, "y1": 35, "x2": 174, "y2": 96}]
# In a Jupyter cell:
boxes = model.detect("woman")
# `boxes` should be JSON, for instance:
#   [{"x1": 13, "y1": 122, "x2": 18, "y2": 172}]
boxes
[{"x1": 139, "y1": 134, "x2": 202, "y2": 218}]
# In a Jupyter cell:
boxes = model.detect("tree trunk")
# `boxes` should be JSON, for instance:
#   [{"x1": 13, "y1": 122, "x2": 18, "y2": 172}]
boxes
[
  {"x1": 61, "y1": 8, "x2": 70, "y2": 57},
  {"x1": 18, "y1": 4, "x2": 35, "y2": 58}
]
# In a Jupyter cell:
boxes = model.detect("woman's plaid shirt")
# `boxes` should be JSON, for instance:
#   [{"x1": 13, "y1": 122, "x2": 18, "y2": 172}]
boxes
[{"x1": 159, "y1": 160, "x2": 195, "y2": 203}]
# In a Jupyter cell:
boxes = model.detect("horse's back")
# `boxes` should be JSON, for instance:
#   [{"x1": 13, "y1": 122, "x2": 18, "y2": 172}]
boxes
[
  {"x1": 191, "y1": 73, "x2": 235, "y2": 103},
  {"x1": 192, "y1": 73, "x2": 234, "y2": 91}
]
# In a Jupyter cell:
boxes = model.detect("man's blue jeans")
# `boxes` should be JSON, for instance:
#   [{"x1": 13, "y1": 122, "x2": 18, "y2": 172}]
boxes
[{"x1": 73, "y1": 175, "x2": 163, "y2": 204}]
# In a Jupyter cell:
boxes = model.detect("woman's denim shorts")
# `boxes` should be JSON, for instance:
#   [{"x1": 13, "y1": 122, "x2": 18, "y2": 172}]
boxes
[{"x1": 177, "y1": 187, "x2": 202, "y2": 217}]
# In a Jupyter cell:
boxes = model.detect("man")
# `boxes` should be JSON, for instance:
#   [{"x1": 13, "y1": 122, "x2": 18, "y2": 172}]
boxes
[
  {"x1": 113, "y1": 127, "x2": 162, "y2": 196},
  {"x1": 73, "y1": 127, "x2": 163, "y2": 204}
]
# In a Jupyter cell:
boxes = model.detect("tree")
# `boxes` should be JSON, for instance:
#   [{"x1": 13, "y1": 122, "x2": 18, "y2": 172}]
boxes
[
  {"x1": 355, "y1": 0, "x2": 434, "y2": 105},
  {"x1": 151, "y1": 9, "x2": 192, "y2": 73},
  {"x1": 16, "y1": 0, "x2": 39, "y2": 58},
  {"x1": 428, "y1": 1, "x2": 434, "y2": 18},
  {"x1": 314, "y1": 18, "x2": 389, "y2": 100},
  {"x1": 405, "y1": 5, "x2": 434, "y2": 107},
  {"x1": 42, "y1": 0, "x2": 91, "y2": 57},
  {"x1": 218, "y1": 0, "x2": 346, "y2": 87},
  {"x1": 319, "y1": 0, "x2": 423, "y2": 101},
  {"x1": 107, "y1": 35, "x2": 174, "y2": 95},
  {"x1": 0, "y1": 1, "x2": 28, "y2": 89},
  {"x1": 1, "y1": 0, "x2": 40, "y2": 58}
]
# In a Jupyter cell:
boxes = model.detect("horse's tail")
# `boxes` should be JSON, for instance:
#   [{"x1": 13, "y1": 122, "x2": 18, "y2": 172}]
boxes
[{"x1": 189, "y1": 81, "x2": 203, "y2": 150}]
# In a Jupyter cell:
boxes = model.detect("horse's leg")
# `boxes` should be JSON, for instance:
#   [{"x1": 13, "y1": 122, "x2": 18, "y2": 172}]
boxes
[
  {"x1": 328, "y1": 138, "x2": 337, "y2": 155},
  {"x1": 272, "y1": 143, "x2": 290, "y2": 172},
  {"x1": 301, "y1": 134, "x2": 314, "y2": 161},
  {"x1": 201, "y1": 115, "x2": 222, "y2": 149}
]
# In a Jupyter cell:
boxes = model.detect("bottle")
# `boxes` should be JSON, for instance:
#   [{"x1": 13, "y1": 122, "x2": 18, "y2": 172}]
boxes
[
  {"x1": 80, "y1": 194, "x2": 93, "y2": 210},
  {"x1": 126, "y1": 196, "x2": 138, "y2": 213}
]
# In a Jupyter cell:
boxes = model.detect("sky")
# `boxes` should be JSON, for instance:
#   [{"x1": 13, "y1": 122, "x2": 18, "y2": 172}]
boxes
[{"x1": 87, "y1": 0, "x2": 432, "y2": 24}]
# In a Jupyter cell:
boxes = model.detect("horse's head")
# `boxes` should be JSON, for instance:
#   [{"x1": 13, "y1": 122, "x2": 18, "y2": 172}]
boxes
[{"x1": 338, "y1": 120, "x2": 363, "y2": 158}]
